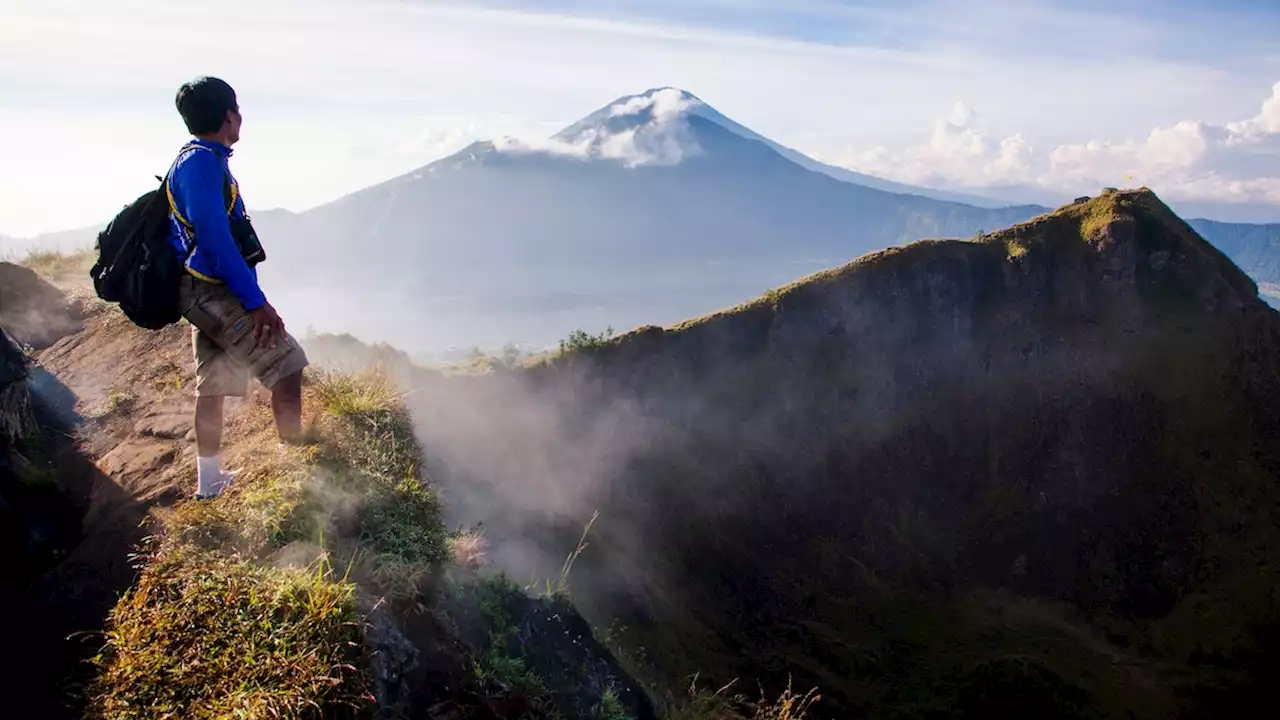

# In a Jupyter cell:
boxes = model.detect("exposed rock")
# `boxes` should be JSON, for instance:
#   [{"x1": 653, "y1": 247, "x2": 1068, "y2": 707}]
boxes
[
  {"x1": 507, "y1": 595, "x2": 655, "y2": 720},
  {"x1": 98, "y1": 438, "x2": 176, "y2": 478},
  {"x1": 445, "y1": 575, "x2": 655, "y2": 720},
  {"x1": 363, "y1": 596, "x2": 423, "y2": 715},
  {"x1": 133, "y1": 412, "x2": 191, "y2": 440}
]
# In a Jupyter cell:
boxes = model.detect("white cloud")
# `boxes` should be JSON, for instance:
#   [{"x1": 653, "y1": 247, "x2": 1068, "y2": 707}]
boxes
[
  {"x1": 830, "y1": 81, "x2": 1280, "y2": 207},
  {"x1": 491, "y1": 88, "x2": 704, "y2": 166},
  {"x1": 1229, "y1": 81, "x2": 1280, "y2": 135},
  {"x1": 588, "y1": 88, "x2": 704, "y2": 166},
  {"x1": 492, "y1": 134, "x2": 590, "y2": 158},
  {"x1": 836, "y1": 102, "x2": 1036, "y2": 188},
  {"x1": 608, "y1": 95, "x2": 659, "y2": 119},
  {"x1": 608, "y1": 87, "x2": 700, "y2": 121}
]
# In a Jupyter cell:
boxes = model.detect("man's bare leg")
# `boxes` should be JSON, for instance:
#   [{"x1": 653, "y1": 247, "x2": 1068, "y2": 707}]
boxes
[
  {"x1": 195, "y1": 395, "x2": 224, "y2": 456},
  {"x1": 194, "y1": 395, "x2": 228, "y2": 498},
  {"x1": 271, "y1": 371, "x2": 304, "y2": 443}
]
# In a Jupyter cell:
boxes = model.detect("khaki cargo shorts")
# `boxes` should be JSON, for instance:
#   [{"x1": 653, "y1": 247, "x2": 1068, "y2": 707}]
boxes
[{"x1": 178, "y1": 275, "x2": 309, "y2": 398}]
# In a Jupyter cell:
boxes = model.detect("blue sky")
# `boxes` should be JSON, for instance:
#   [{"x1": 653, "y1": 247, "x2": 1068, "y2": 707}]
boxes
[
  {"x1": 455, "y1": 0, "x2": 1280, "y2": 77},
  {"x1": 471, "y1": 0, "x2": 1280, "y2": 56},
  {"x1": 1, "y1": 0, "x2": 1279, "y2": 237}
]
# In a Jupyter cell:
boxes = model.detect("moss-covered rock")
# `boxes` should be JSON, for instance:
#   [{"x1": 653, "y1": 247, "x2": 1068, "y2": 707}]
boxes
[{"x1": 446, "y1": 572, "x2": 655, "y2": 720}]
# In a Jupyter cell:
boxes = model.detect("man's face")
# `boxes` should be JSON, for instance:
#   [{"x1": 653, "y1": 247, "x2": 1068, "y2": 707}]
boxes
[{"x1": 225, "y1": 106, "x2": 242, "y2": 145}]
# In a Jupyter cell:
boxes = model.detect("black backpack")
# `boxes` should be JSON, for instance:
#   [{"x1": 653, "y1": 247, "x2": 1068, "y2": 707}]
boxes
[
  {"x1": 91, "y1": 145, "x2": 255, "y2": 330},
  {"x1": 90, "y1": 175, "x2": 186, "y2": 330}
]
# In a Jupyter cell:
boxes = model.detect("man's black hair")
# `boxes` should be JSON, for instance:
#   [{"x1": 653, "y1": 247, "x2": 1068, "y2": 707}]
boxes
[{"x1": 175, "y1": 77, "x2": 238, "y2": 136}]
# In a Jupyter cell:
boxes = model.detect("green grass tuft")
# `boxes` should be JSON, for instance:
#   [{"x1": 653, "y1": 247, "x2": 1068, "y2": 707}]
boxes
[
  {"x1": 595, "y1": 688, "x2": 634, "y2": 720},
  {"x1": 314, "y1": 369, "x2": 403, "y2": 423},
  {"x1": 359, "y1": 478, "x2": 448, "y2": 568},
  {"x1": 310, "y1": 369, "x2": 449, "y2": 595},
  {"x1": 91, "y1": 390, "x2": 135, "y2": 418},
  {"x1": 558, "y1": 327, "x2": 616, "y2": 355},
  {"x1": 89, "y1": 545, "x2": 371, "y2": 720},
  {"x1": 453, "y1": 573, "x2": 561, "y2": 710},
  {"x1": 314, "y1": 369, "x2": 421, "y2": 483}
]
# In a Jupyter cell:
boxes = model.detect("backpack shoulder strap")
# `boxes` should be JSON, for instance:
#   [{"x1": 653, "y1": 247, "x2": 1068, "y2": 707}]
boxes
[{"x1": 166, "y1": 144, "x2": 237, "y2": 231}]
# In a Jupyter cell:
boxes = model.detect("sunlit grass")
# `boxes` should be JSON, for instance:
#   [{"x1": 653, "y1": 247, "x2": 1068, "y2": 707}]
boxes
[
  {"x1": 88, "y1": 369, "x2": 448, "y2": 718},
  {"x1": 89, "y1": 546, "x2": 371, "y2": 720}
]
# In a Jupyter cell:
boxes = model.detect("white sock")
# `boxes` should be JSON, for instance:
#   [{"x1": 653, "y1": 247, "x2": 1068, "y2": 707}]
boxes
[{"x1": 196, "y1": 455, "x2": 223, "y2": 497}]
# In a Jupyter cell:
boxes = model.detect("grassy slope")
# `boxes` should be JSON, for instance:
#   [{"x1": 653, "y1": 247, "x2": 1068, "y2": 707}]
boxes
[
  {"x1": 86, "y1": 370, "x2": 811, "y2": 720},
  {"x1": 88, "y1": 370, "x2": 447, "y2": 719},
  {"x1": 13, "y1": 247, "x2": 816, "y2": 720}
]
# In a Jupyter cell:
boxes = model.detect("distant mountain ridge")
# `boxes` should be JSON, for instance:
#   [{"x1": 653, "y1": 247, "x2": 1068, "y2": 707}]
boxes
[
  {"x1": 1, "y1": 225, "x2": 101, "y2": 259},
  {"x1": 1185, "y1": 218, "x2": 1280, "y2": 306},
  {"x1": 7, "y1": 88, "x2": 1280, "y2": 343},
  {"x1": 1187, "y1": 218, "x2": 1280, "y2": 284},
  {"x1": 250, "y1": 92, "x2": 1054, "y2": 352},
  {"x1": 251, "y1": 89, "x2": 1277, "y2": 353}
]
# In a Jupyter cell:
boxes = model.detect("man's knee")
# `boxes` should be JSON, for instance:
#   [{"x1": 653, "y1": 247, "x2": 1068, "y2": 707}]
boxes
[
  {"x1": 195, "y1": 394, "x2": 225, "y2": 413},
  {"x1": 272, "y1": 370, "x2": 303, "y2": 395}
]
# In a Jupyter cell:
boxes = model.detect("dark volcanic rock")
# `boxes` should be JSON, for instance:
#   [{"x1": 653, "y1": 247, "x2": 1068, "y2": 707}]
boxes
[
  {"x1": 445, "y1": 575, "x2": 655, "y2": 720},
  {"x1": 0, "y1": 328, "x2": 29, "y2": 441}
]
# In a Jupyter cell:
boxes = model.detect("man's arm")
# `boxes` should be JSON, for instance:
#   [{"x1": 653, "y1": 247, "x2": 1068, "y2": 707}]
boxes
[{"x1": 173, "y1": 151, "x2": 267, "y2": 311}]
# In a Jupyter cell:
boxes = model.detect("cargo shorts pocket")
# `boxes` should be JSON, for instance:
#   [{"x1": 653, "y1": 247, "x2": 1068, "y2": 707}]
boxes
[{"x1": 183, "y1": 284, "x2": 255, "y2": 355}]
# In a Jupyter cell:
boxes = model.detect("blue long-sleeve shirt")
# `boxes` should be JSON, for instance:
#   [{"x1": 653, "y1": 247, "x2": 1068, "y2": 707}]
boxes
[{"x1": 165, "y1": 139, "x2": 267, "y2": 311}]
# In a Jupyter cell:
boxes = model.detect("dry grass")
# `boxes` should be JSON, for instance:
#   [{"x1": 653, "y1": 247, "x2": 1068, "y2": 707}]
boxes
[
  {"x1": 669, "y1": 678, "x2": 821, "y2": 720},
  {"x1": 88, "y1": 368, "x2": 449, "y2": 719},
  {"x1": 1004, "y1": 239, "x2": 1030, "y2": 258},
  {"x1": 20, "y1": 247, "x2": 96, "y2": 287},
  {"x1": 449, "y1": 531, "x2": 489, "y2": 570}
]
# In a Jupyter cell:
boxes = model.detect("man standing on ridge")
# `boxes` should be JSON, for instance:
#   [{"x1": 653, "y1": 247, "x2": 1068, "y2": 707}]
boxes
[{"x1": 168, "y1": 76, "x2": 308, "y2": 500}]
